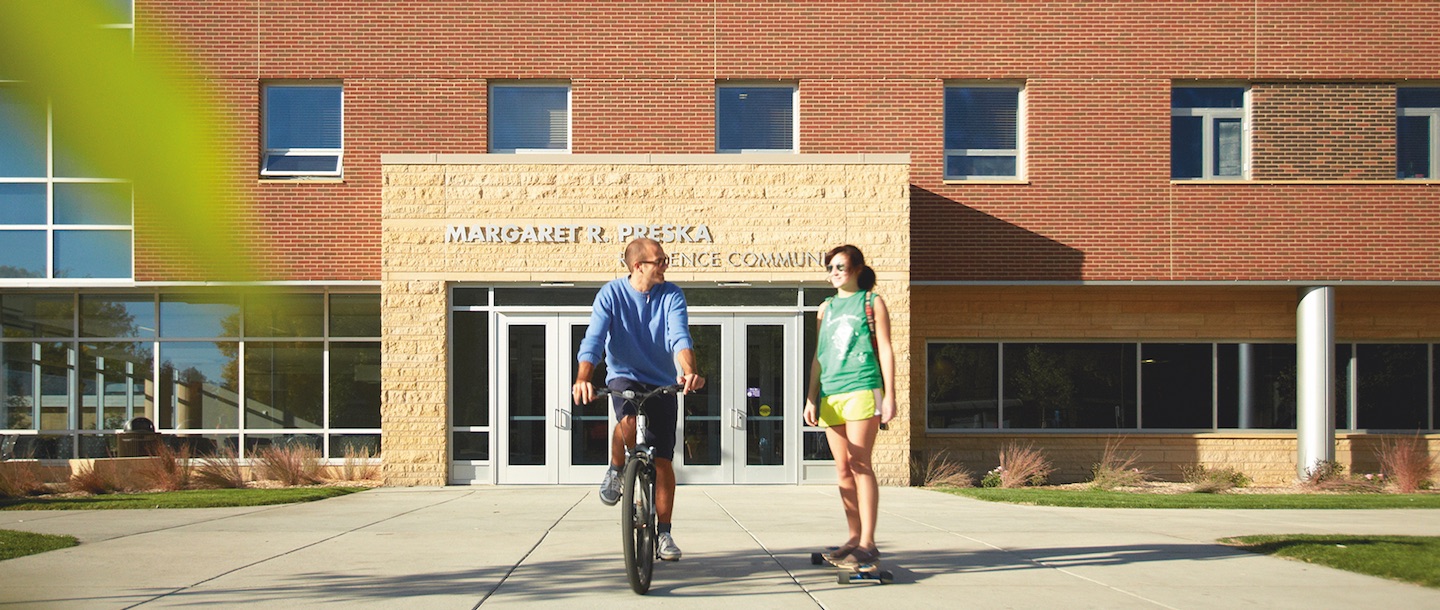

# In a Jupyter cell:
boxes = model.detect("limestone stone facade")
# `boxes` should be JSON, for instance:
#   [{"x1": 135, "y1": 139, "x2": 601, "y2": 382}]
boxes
[{"x1": 380, "y1": 154, "x2": 912, "y2": 486}]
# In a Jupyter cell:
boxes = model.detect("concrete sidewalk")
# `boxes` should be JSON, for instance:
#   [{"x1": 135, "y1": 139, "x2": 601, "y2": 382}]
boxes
[{"x1": 2, "y1": 486, "x2": 1439, "y2": 608}]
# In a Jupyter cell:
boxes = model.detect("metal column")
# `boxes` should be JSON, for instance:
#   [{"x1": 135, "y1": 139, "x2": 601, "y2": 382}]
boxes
[{"x1": 1296, "y1": 286, "x2": 1335, "y2": 479}]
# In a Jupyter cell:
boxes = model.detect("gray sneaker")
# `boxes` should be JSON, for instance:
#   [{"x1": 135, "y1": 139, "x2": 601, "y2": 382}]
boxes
[
  {"x1": 598, "y1": 468, "x2": 621, "y2": 506},
  {"x1": 657, "y1": 532, "x2": 682, "y2": 561}
]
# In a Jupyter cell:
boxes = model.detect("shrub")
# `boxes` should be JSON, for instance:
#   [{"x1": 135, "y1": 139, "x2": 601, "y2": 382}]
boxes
[
  {"x1": 1303, "y1": 460, "x2": 1383, "y2": 493},
  {"x1": 135, "y1": 443, "x2": 195, "y2": 491},
  {"x1": 911, "y1": 449, "x2": 974, "y2": 488},
  {"x1": 1088, "y1": 437, "x2": 1151, "y2": 491},
  {"x1": 0, "y1": 462, "x2": 49, "y2": 498},
  {"x1": 69, "y1": 461, "x2": 124, "y2": 495},
  {"x1": 330, "y1": 445, "x2": 382, "y2": 482},
  {"x1": 995, "y1": 442, "x2": 1053, "y2": 488},
  {"x1": 1374, "y1": 435, "x2": 1437, "y2": 493},
  {"x1": 1181, "y1": 464, "x2": 1251, "y2": 493},
  {"x1": 194, "y1": 446, "x2": 248, "y2": 489},
  {"x1": 255, "y1": 444, "x2": 323, "y2": 486}
]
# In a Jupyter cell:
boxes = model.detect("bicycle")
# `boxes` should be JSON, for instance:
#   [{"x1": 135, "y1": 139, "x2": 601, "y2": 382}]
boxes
[{"x1": 592, "y1": 383, "x2": 684, "y2": 595}]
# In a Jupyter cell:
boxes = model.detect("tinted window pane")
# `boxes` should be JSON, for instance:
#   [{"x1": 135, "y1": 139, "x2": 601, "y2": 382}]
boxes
[
  {"x1": 263, "y1": 154, "x2": 340, "y2": 173},
  {"x1": 0, "y1": 183, "x2": 46, "y2": 224},
  {"x1": 1171, "y1": 116, "x2": 1203, "y2": 178},
  {"x1": 329, "y1": 294, "x2": 380, "y2": 337},
  {"x1": 491, "y1": 86, "x2": 569, "y2": 151},
  {"x1": 1217, "y1": 343, "x2": 1296, "y2": 429},
  {"x1": 1356, "y1": 344, "x2": 1428, "y2": 429},
  {"x1": 56, "y1": 183, "x2": 131, "y2": 221},
  {"x1": 684, "y1": 288, "x2": 794, "y2": 307},
  {"x1": 160, "y1": 295, "x2": 241, "y2": 338},
  {"x1": 717, "y1": 87, "x2": 794, "y2": 151},
  {"x1": 452, "y1": 311, "x2": 489, "y2": 427},
  {"x1": 264, "y1": 86, "x2": 342, "y2": 149},
  {"x1": 78, "y1": 342, "x2": 153, "y2": 430},
  {"x1": 1397, "y1": 115, "x2": 1431, "y2": 179},
  {"x1": 2, "y1": 293, "x2": 74, "y2": 337},
  {"x1": 946, "y1": 155, "x2": 1017, "y2": 178},
  {"x1": 244, "y1": 342, "x2": 323, "y2": 429},
  {"x1": 927, "y1": 343, "x2": 999, "y2": 429},
  {"x1": 329, "y1": 434, "x2": 380, "y2": 458},
  {"x1": 494, "y1": 287, "x2": 598, "y2": 306},
  {"x1": 1398, "y1": 88, "x2": 1440, "y2": 108},
  {"x1": 1140, "y1": 344, "x2": 1212, "y2": 428},
  {"x1": 81, "y1": 294, "x2": 156, "y2": 338},
  {"x1": 453, "y1": 288, "x2": 489, "y2": 307},
  {"x1": 0, "y1": 230, "x2": 46, "y2": 279},
  {"x1": 157, "y1": 342, "x2": 239, "y2": 429},
  {"x1": 330, "y1": 342, "x2": 380, "y2": 428},
  {"x1": 54, "y1": 230, "x2": 131, "y2": 278},
  {"x1": 244, "y1": 294, "x2": 323, "y2": 337},
  {"x1": 0, "y1": 87, "x2": 46, "y2": 177},
  {"x1": 1003, "y1": 343, "x2": 1136, "y2": 429},
  {"x1": 1214, "y1": 118, "x2": 1243, "y2": 176},
  {"x1": 453, "y1": 431, "x2": 489, "y2": 460},
  {"x1": 1336, "y1": 343, "x2": 1352, "y2": 430},
  {"x1": 1172, "y1": 87, "x2": 1244, "y2": 109},
  {"x1": 944, "y1": 87, "x2": 1018, "y2": 149}
]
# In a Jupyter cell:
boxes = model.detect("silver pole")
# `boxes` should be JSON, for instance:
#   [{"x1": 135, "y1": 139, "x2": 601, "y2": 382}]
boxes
[{"x1": 1295, "y1": 286, "x2": 1335, "y2": 479}]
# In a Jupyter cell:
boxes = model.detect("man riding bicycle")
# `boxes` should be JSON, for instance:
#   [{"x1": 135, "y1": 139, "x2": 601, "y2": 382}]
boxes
[{"x1": 572, "y1": 237, "x2": 705, "y2": 562}]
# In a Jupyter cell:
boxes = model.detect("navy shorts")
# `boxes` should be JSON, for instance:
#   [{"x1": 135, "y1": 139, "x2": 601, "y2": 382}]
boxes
[{"x1": 608, "y1": 378, "x2": 679, "y2": 462}]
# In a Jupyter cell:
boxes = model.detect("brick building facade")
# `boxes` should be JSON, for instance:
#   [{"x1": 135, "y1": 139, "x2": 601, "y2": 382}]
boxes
[{"x1": 3, "y1": 2, "x2": 1438, "y2": 487}]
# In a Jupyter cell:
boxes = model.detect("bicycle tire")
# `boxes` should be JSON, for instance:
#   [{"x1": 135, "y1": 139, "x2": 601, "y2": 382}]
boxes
[{"x1": 620, "y1": 457, "x2": 655, "y2": 594}]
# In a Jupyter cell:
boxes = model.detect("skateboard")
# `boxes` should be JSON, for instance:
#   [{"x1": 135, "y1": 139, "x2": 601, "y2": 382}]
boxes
[{"x1": 810, "y1": 547, "x2": 894, "y2": 585}]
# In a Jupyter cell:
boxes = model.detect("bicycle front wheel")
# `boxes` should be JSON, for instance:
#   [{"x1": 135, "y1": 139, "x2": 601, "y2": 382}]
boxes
[{"x1": 620, "y1": 457, "x2": 655, "y2": 594}]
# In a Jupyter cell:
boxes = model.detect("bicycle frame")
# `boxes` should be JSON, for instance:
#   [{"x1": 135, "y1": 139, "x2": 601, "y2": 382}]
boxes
[{"x1": 592, "y1": 384, "x2": 681, "y2": 595}]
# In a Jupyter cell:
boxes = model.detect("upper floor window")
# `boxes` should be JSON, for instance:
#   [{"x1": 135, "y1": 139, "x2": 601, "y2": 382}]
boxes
[
  {"x1": 1171, "y1": 86, "x2": 1247, "y2": 179},
  {"x1": 1398, "y1": 88, "x2": 1440, "y2": 179},
  {"x1": 944, "y1": 84, "x2": 1024, "y2": 180},
  {"x1": 490, "y1": 83, "x2": 570, "y2": 153},
  {"x1": 261, "y1": 83, "x2": 343, "y2": 178},
  {"x1": 0, "y1": 85, "x2": 132, "y2": 281},
  {"x1": 716, "y1": 84, "x2": 797, "y2": 153}
]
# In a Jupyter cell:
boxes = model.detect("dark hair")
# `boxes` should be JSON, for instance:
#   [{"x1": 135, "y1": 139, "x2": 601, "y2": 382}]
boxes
[{"x1": 823, "y1": 244, "x2": 876, "y2": 291}]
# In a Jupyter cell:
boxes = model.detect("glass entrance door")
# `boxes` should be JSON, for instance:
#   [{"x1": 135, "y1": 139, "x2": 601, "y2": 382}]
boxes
[
  {"x1": 678, "y1": 315, "x2": 798, "y2": 484},
  {"x1": 495, "y1": 314, "x2": 608, "y2": 484}
]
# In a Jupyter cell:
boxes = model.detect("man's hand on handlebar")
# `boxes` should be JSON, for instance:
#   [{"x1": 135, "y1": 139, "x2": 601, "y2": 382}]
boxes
[
  {"x1": 677, "y1": 372, "x2": 705, "y2": 395},
  {"x1": 571, "y1": 379, "x2": 595, "y2": 406}
]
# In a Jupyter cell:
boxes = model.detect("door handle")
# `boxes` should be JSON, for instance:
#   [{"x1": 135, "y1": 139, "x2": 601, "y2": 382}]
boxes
[
  {"x1": 555, "y1": 409, "x2": 571, "y2": 430},
  {"x1": 733, "y1": 409, "x2": 746, "y2": 430}
]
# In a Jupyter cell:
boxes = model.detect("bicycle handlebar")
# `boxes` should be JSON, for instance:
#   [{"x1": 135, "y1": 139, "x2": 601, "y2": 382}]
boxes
[{"x1": 591, "y1": 384, "x2": 685, "y2": 402}]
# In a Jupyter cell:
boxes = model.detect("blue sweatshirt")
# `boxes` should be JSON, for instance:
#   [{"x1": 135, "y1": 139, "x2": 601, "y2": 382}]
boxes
[{"x1": 577, "y1": 278, "x2": 694, "y2": 387}]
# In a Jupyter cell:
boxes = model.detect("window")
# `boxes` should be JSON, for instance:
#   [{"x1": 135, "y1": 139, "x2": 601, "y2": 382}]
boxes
[
  {"x1": 716, "y1": 84, "x2": 797, "y2": 152},
  {"x1": 490, "y1": 83, "x2": 570, "y2": 153},
  {"x1": 1172, "y1": 86, "x2": 1247, "y2": 179},
  {"x1": 0, "y1": 85, "x2": 133, "y2": 280},
  {"x1": 944, "y1": 84, "x2": 1023, "y2": 179},
  {"x1": 261, "y1": 83, "x2": 343, "y2": 177},
  {"x1": 926, "y1": 341, "x2": 1438, "y2": 432},
  {"x1": 1398, "y1": 88, "x2": 1440, "y2": 179}
]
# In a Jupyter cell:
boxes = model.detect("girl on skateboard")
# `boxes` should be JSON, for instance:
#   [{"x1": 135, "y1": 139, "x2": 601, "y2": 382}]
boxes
[{"x1": 803, "y1": 244, "x2": 896, "y2": 570}]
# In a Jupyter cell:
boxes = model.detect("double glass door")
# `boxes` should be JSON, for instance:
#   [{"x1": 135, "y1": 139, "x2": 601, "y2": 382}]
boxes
[{"x1": 492, "y1": 313, "x2": 799, "y2": 484}]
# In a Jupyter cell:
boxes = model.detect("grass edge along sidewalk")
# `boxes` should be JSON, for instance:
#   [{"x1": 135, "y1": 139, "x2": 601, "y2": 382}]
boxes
[
  {"x1": 0, "y1": 530, "x2": 78, "y2": 561},
  {"x1": 942, "y1": 487, "x2": 1440, "y2": 509},
  {"x1": 0, "y1": 486, "x2": 364, "y2": 511},
  {"x1": 1222, "y1": 534, "x2": 1440, "y2": 589}
]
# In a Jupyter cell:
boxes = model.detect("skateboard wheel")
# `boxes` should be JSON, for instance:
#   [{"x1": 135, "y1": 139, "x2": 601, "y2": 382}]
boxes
[
  {"x1": 811, "y1": 552, "x2": 824, "y2": 565},
  {"x1": 837, "y1": 571, "x2": 850, "y2": 585},
  {"x1": 879, "y1": 570, "x2": 894, "y2": 584}
]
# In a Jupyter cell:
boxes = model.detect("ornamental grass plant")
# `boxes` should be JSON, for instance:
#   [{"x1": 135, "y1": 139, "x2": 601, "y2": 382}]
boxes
[
  {"x1": 1180, "y1": 464, "x2": 1252, "y2": 494},
  {"x1": 332, "y1": 445, "x2": 382, "y2": 482},
  {"x1": 68, "y1": 460, "x2": 126, "y2": 495},
  {"x1": 1375, "y1": 435, "x2": 1437, "y2": 493},
  {"x1": 254, "y1": 444, "x2": 324, "y2": 486},
  {"x1": 194, "y1": 446, "x2": 248, "y2": 489},
  {"x1": 134, "y1": 443, "x2": 195, "y2": 492},
  {"x1": 1088, "y1": 437, "x2": 1151, "y2": 491},
  {"x1": 0, "y1": 462, "x2": 49, "y2": 499},
  {"x1": 994, "y1": 442, "x2": 1053, "y2": 488},
  {"x1": 912, "y1": 449, "x2": 974, "y2": 488}
]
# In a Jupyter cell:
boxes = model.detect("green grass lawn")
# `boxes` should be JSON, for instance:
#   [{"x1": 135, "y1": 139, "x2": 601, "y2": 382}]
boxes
[
  {"x1": 941, "y1": 487, "x2": 1440, "y2": 509},
  {"x1": 0, "y1": 486, "x2": 365, "y2": 511},
  {"x1": 1222, "y1": 535, "x2": 1440, "y2": 588},
  {"x1": 0, "y1": 530, "x2": 78, "y2": 561}
]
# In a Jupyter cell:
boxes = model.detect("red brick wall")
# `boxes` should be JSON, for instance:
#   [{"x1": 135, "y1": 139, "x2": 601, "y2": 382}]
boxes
[
  {"x1": 1252, "y1": 83, "x2": 1395, "y2": 180},
  {"x1": 133, "y1": 1, "x2": 1440, "y2": 283}
]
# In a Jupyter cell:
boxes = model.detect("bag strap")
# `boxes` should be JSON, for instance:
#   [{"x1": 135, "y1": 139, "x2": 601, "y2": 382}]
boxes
[{"x1": 864, "y1": 291, "x2": 878, "y2": 352}]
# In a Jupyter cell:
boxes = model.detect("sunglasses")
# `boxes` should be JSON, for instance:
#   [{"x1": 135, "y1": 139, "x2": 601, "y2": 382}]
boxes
[
  {"x1": 638, "y1": 257, "x2": 670, "y2": 268},
  {"x1": 825, "y1": 263, "x2": 848, "y2": 273}
]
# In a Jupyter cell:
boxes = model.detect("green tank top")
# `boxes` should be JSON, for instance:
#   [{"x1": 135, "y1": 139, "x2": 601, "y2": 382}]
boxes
[{"x1": 817, "y1": 291, "x2": 883, "y2": 396}]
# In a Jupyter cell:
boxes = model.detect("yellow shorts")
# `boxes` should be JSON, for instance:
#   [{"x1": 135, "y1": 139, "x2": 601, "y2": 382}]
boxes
[{"x1": 818, "y1": 389, "x2": 880, "y2": 427}]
